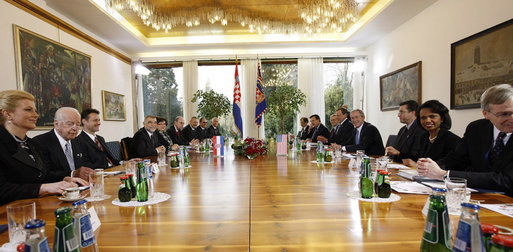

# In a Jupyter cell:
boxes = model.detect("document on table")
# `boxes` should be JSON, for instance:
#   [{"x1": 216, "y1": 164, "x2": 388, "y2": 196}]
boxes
[
  {"x1": 387, "y1": 163, "x2": 411, "y2": 170},
  {"x1": 390, "y1": 181, "x2": 445, "y2": 194},
  {"x1": 481, "y1": 204, "x2": 513, "y2": 218}
]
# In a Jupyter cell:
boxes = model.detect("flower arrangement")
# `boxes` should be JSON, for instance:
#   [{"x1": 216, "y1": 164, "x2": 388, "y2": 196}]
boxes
[{"x1": 231, "y1": 137, "x2": 268, "y2": 159}]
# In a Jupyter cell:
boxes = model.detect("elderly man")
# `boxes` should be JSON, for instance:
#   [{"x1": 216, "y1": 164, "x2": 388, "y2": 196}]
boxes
[
  {"x1": 77, "y1": 108, "x2": 119, "y2": 169},
  {"x1": 341, "y1": 109, "x2": 385, "y2": 155},
  {"x1": 182, "y1": 116, "x2": 201, "y2": 144},
  {"x1": 207, "y1": 117, "x2": 222, "y2": 138},
  {"x1": 385, "y1": 100, "x2": 424, "y2": 162},
  {"x1": 418, "y1": 84, "x2": 513, "y2": 196},
  {"x1": 306, "y1": 114, "x2": 330, "y2": 143},
  {"x1": 132, "y1": 115, "x2": 166, "y2": 158},
  {"x1": 317, "y1": 114, "x2": 338, "y2": 144},
  {"x1": 34, "y1": 107, "x2": 94, "y2": 181}
]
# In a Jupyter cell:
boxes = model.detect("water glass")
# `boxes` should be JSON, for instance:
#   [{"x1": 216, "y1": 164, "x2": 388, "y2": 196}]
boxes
[
  {"x1": 377, "y1": 156, "x2": 389, "y2": 171},
  {"x1": 158, "y1": 150, "x2": 166, "y2": 166},
  {"x1": 89, "y1": 169, "x2": 105, "y2": 199},
  {"x1": 6, "y1": 201, "x2": 36, "y2": 244},
  {"x1": 445, "y1": 177, "x2": 467, "y2": 214},
  {"x1": 355, "y1": 150, "x2": 365, "y2": 171}
]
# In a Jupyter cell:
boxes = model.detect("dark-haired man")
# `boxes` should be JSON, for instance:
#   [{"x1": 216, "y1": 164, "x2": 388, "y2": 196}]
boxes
[
  {"x1": 77, "y1": 108, "x2": 119, "y2": 169},
  {"x1": 307, "y1": 114, "x2": 330, "y2": 143},
  {"x1": 385, "y1": 100, "x2": 424, "y2": 162},
  {"x1": 297, "y1": 117, "x2": 312, "y2": 140}
]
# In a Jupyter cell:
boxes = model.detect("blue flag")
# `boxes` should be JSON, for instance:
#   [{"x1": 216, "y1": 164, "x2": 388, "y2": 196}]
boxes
[{"x1": 255, "y1": 61, "x2": 267, "y2": 127}]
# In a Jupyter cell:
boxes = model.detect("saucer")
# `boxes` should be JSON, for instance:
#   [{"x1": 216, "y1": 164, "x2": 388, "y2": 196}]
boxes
[{"x1": 58, "y1": 195, "x2": 87, "y2": 202}]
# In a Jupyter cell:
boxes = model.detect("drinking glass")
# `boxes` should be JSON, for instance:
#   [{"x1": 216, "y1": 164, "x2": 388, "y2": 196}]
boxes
[
  {"x1": 355, "y1": 150, "x2": 365, "y2": 172},
  {"x1": 158, "y1": 150, "x2": 166, "y2": 166},
  {"x1": 445, "y1": 177, "x2": 467, "y2": 214},
  {"x1": 6, "y1": 201, "x2": 36, "y2": 244},
  {"x1": 377, "y1": 156, "x2": 389, "y2": 171},
  {"x1": 89, "y1": 169, "x2": 105, "y2": 200}
]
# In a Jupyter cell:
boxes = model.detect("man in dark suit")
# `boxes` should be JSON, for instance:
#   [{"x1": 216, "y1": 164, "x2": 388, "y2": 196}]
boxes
[
  {"x1": 197, "y1": 117, "x2": 208, "y2": 141},
  {"x1": 325, "y1": 107, "x2": 353, "y2": 146},
  {"x1": 418, "y1": 84, "x2": 513, "y2": 196},
  {"x1": 297, "y1": 117, "x2": 312, "y2": 140},
  {"x1": 77, "y1": 108, "x2": 119, "y2": 169},
  {"x1": 34, "y1": 107, "x2": 95, "y2": 181},
  {"x1": 307, "y1": 114, "x2": 330, "y2": 143},
  {"x1": 385, "y1": 100, "x2": 425, "y2": 162},
  {"x1": 342, "y1": 109, "x2": 385, "y2": 155},
  {"x1": 182, "y1": 117, "x2": 201, "y2": 144},
  {"x1": 132, "y1": 115, "x2": 166, "y2": 158},
  {"x1": 207, "y1": 117, "x2": 223, "y2": 138},
  {"x1": 166, "y1": 116, "x2": 196, "y2": 145}
]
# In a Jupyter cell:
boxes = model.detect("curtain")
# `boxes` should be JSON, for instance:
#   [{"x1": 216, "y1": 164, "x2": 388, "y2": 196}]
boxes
[
  {"x1": 298, "y1": 58, "x2": 325, "y2": 127},
  {"x1": 183, "y1": 60, "x2": 198, "y2": 121}
]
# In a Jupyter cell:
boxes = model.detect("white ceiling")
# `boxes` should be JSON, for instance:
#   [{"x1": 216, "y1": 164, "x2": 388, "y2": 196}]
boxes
[{"x1": 43, "y1": 0, "x2": 437, "y2": 61}]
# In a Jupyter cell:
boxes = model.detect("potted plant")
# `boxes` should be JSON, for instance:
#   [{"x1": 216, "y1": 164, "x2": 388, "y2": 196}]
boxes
[
  {"x1": 191, "y1": 90, "x2": 231, "y2": 120},
  {"x1": 267, "y1": 85, "x2": 306, "y2": 133}
]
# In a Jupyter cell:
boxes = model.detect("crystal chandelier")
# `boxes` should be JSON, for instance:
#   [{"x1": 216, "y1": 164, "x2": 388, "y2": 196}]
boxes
[{"x1": 105, "y1": 0, "x2": 359, "y2": 35}]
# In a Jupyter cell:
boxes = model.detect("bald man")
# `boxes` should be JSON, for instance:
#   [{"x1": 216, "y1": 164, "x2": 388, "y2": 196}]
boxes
[{"x1": 34, "y1": 107, "x2": 95, "y2": 181}]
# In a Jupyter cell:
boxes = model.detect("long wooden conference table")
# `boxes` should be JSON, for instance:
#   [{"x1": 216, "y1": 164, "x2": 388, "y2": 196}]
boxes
[{"x1": 1, "y1": 148, "x2": 513, "y2": 251}]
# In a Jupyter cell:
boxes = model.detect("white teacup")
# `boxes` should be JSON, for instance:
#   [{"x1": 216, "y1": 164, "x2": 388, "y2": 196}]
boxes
[{"x1": 62, "y1": 187, "x2": 80, "y2": 200}]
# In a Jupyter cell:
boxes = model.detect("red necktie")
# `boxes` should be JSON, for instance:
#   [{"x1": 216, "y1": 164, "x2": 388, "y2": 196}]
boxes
[{"x1": 95, "y1": 137, "x2": 114, "y2": 166}]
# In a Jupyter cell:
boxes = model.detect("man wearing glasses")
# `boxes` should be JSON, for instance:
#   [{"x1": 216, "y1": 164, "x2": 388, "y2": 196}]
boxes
[
  {"x1": 34, "y1": 107, "x2": 94, "y2": 181},
  {"x1": 417, "y1": 84, "x2": 513, "y2": 196}
]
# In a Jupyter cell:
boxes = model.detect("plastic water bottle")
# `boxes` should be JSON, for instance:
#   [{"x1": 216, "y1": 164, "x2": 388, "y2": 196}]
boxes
[
  {"x1": 452, "y1": 203, "x2": 485, "y2": 252},
  {"x1": 144, "y1": 162, "x2": 154, "y2": 199},
  {"x1": 24, "y1": 219, "x2": 51, "y2": 252},
  {"x1": 179, "y1": 147, "x2": 185, "y2": 168},
  {"x1": 72, "y1": 200, "x2": 98, "y2": 252}
]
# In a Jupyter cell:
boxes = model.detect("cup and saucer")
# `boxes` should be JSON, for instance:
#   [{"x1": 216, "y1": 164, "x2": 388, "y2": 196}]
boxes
[{"x1": 58, "y1": 187, "x2": 87, "y2": 202}]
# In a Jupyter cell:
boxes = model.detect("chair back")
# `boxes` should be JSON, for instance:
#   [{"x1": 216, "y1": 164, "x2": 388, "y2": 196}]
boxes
[
  {"x1": 386, "y1": 134, "x2": 397, "y2": 147},
  {"x1": 120, "y1": 137, "x2": 133, "y2": 160},
  {"x1": 105, "y1": 141, "x2": 122, "y2": 162}
]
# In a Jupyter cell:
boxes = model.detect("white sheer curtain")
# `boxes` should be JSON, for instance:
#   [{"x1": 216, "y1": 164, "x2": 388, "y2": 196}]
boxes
[
  {"x1": 241, "y1": 59, "x2": 265, "y2": 139},
  {"x1": 298, "y1": 58, "x2": 325, "y2": 126},
  {"x1": 135, "y1": 73, "x2": 144, "y2": 129},
  {"x1": 183, "y1": 60, "x2": 198, "y2": 121}
]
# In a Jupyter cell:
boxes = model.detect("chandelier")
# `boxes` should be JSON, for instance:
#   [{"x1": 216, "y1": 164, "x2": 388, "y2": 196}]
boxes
[{"x1": 105, "y1": 0, "x2": 359, "y2": 35}]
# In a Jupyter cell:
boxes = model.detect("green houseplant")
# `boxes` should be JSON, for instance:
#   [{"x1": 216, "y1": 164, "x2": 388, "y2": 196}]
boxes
[
  {"x1": 267, "y1": 85, "x2": 306, "y2": 134},
  {"x1": 191, "y1": 90, "x2": 231, "y2": 120}
]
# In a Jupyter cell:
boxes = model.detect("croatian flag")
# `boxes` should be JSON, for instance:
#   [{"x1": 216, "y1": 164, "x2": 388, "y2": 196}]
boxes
[
  {"x1": 255, "y1": 60, "x2": 267, "y2": 127},
  {"x1": 233, "y1": 58, "x2": 243, "y2": 138},
  {"x1": 213, "y1": 136, "x2": 224, "y2": 157},
  {"x1": 276, "y1": 134, "x2": 288, "y2": 156}
]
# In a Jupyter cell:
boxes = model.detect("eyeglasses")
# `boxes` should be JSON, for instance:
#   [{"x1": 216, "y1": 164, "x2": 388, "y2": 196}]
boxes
[{"x1": 488, "y1": 111, "x2": 513, "y2": 119}]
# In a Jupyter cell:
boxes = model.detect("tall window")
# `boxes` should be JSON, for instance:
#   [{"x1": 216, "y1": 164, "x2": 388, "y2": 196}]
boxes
[
  {"x1": 197, "y1": 64, "x2": 235, "y2": 137},
  {"x1": 142, "y1": 67, "x2": 184, "y2": 122},
  {"x1": 323, "y1": 62, "x2": 354, "y2": 125},
  {"x1": 261, "y1": 62, "x2": 298, "y2": 137}
]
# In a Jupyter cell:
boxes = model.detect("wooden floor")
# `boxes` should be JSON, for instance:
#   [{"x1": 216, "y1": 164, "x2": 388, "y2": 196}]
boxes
[{"x1": 1, "y1": 148, "x2": 512, "y2": 251}]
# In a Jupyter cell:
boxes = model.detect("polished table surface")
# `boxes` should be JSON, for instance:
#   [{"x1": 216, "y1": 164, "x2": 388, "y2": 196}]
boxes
[{"x1": 1, "y1": 148, "x2": 513, "y2": 251}]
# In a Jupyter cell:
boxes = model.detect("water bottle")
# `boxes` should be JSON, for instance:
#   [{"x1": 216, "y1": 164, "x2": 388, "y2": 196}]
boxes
[
  {"x1": 72, "y1": 200, "x2": 98, "y2": 252},
  {"x1": 24, "y1": 219, "x2": 51, "y2": 252},
  {"x1": 179, "y1": 147, "x2": 185, "y2": 168},
  {"x1": 144, "y1": 162, "x2": 154, "y2": 199},
  {"x1": 452, "y1": 203, "x2": 485, "y2": 252}
]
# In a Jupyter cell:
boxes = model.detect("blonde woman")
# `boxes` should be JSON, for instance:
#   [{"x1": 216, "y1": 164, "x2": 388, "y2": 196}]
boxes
[{"x1": 0, "y1": 90, "x2": 86, "y2": 205}]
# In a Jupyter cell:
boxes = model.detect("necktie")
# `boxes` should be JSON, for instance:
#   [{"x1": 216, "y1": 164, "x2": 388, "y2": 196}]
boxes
[
  {"x1": 489, "y1": 132, "x2": 506, "y2": 165},
  {"x1": 95, "y1": 137, "x2": 113, "y2": 166},
  {"x1": 330, "y1": 128, "x2": 335, "y2": 137},
  {"x1": 65, "y1": 142, "x2": 76, "y2": 171},
  {"x1": 355, "y1": 129, "x2": 360, "y2": 145}
]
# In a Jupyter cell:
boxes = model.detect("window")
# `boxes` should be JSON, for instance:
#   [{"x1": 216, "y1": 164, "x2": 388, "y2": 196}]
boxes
[
  {"x1": 261, "y1": 62, "x2": 298, "y2": 137},
  {"x1": 142, "y1": 67, "x2": 184, "y2": 122},
  {"x1": 323, "y1": 62, "x2": 354, "y2": 125}
]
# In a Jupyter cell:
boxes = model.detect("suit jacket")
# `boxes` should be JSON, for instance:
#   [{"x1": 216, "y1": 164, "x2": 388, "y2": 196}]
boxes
[
  {"x1": 182, "y1": 125, "x2": 199, "y2": 143},
  {"x1": 345, "y1": 122, "x2": 385, "y2": 156},
  {"x1": 311, "y1": 123, "x2": 330, "y2": 143},
  {"x1": 167, "y1": 125, "x2": 187, "y2": 145},
  {"x1": 297, "y1": 125, "x2": 313, "y2": 140},
  {"x1": 207, "y1": 125, "x2": 222, "y2": 139},
  {"x1": 33, "y1": 129, "x2": 85, "y2": 181},
  {"x1": 391, "y1": 121, "x2": 426, "y2": 162},
  {"x1": 439, "y1": 119, "x2": 513, "y2": 196},
  {"x1": 0, "y1": 126, "x2": 52, "y2": 205},
  {"x1": 329, "y1": 119, "x2": 353, "y2": 145},
  {"x1": 77, "y1": 131, "x2": 119, "y2": 169},
  {"x1": 410, "y1": 128, "x2": 461, "y2": 162},
  {"x1": 197, "y1": 127, "x2": 208, "y2": 141},
  {"x1": 132, "y1": 127, "x2": 160, "y2": 158}
]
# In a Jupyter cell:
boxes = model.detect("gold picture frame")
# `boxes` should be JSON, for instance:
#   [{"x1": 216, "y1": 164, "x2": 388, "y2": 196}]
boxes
[
  {"x1": 13, "y1": 25, "x2": 92, "y2": 128},
  {"x1": 102, "y1": 90, "x2": 126, "y2": 121},
  {"x1": 379, "y1": 61, "x2": 422, "y2": 111}
]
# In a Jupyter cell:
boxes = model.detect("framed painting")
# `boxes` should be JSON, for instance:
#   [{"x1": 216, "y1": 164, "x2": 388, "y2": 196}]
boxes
[
  {"x1": 451, "y1": 18, "x2": 513, "y2": 109},
  {"x1": 379, "y1": 61, "x2": 422, "y2": 111},
  {"x1": 13, "y1": 25, "x2": 91, "y2": 128},
  {"x1": 102, "y1": 90, "x2": 126, "y2": 121}
]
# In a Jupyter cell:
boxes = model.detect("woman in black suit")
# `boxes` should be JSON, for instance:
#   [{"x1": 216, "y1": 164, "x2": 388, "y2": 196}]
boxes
[
  {"x1": 0, "y1": 90, "x2": 85, "y2": 205},
  {"x1": 403, "y1": 100, "x2": 461, "y2": 166}
]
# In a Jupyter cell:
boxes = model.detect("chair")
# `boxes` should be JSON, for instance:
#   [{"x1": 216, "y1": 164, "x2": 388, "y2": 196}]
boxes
[
  {"x1": 105, "y1": 141, "x2": 122, "y2": 162},
  {"x1": 386, "y1": 134, "x2": 397, "y2": 147},
  {"x1": 120, "y1": 137, "x2": 133, "y2": 160}
]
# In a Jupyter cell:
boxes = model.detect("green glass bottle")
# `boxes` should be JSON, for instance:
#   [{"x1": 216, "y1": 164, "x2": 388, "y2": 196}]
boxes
[
  {"x1": 360, "y1": 157, "x2": 373, "y2": 199},
  {"x1": 118, "y1": 176, "x2": 132, "y2": 202},
  {"x1": 490, "y1": 234, "x2": 513, "y2": 252},
  {"x1": 420, "y1": 187, "x2": 452, "y2": 252},
  {"x1": 136, "y1": 161, "x2": 148, "y2": 202},
  {"x1": 53, "y1": 207, "x2": 80, "y2": 252}
]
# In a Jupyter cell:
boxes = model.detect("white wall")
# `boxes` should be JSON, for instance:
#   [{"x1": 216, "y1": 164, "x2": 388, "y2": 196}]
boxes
[
  {"x1": 0, "y1": 0, "x2": 134, "y2": 141},
  {"x1": 366, "y1": 0, "x2": 513, "y2": 139}
]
